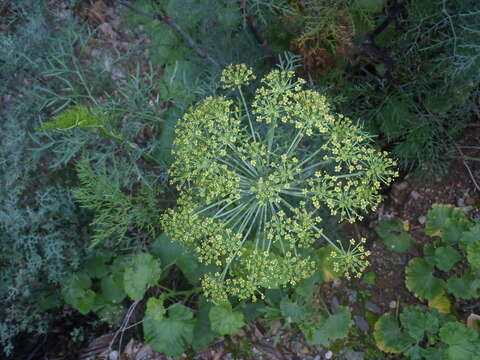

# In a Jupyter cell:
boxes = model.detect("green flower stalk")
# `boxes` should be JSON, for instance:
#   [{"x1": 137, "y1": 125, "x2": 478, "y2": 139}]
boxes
[{"x1": 162, "y1": 65, "x2": 397, "y2": 303}]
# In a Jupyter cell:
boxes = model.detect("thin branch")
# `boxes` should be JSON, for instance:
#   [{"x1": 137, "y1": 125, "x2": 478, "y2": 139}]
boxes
[
  {"x1": 456, "y1": 143, "x2": 480, "y2": 192},
  {"x1": 237, "y1": 0, "x2": 277, "y2": 65},
  {"x1": 118, "y1": 1, "x2": 221, "y2": 68},
  {"x1": 108, "y1": 300, "x2": 140, "y2": 353},
  {"x1": 161, "y1": 13, "x2": 221, "y2": 68}
]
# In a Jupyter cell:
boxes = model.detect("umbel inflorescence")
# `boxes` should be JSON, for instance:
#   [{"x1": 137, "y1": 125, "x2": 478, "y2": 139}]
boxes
[{"x1": 162, "y1": 64, "x2": 397, "y2": 303}]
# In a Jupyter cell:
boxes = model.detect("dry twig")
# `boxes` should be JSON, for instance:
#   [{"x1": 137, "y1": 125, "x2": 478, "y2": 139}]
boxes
[
  {"x1": 118, "y1": 1, "x2": 221, "y2": 68},
  {"x1": 456, "y1": 143, "x2": 480, "y2": 192}
]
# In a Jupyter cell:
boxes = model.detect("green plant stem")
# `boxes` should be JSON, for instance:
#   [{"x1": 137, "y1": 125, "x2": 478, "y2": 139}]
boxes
[
  {"x1": 237, "y1": 86, "x2": 256, "y2": 142},
  {"x1": 221, "y1": 203, "x2": 260, "y2": 280},
  {"x1": 214, "y1": 199, "x2": 250, "y2": 219},
  {"x1": 313, "y1": 224, "x2": 340, "y2": 250},
  {"x1": 194, "y1": 199, "x2": 229, "y2": 216},
  {"x1": 286, "y1": 127, "x2": 305, "y2": 156}
]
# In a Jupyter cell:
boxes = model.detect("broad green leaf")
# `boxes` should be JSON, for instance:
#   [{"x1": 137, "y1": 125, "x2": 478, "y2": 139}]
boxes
[
  {"x1": 100, "y1": 273, "x2": 126, "y2": 304},
  {"x1": 376, "y1": 218, "x2": 412, "y2": 253},
  {"x1": 152, "y1": 233, "x2": 184, "y2": 263},
  {"x1": 69, "y1": 272, "x2": 92, "y2": 290},
  {"x1": 420, "y1": 347, "x2": 445, "y2": 360},
  {"x1": 209, "y1": 302, "x2": 245, "y2": 336},
  {"x1": 143, "y1": 304, "x2": 196, "y2": 356},
  {"x1": 152, "y1": 234, "x2": 203, "y2": 284},
  {"x1": 404, "y1": 345, "x2": 423, "y2": 360},
  {"x1": 426, "y1": 205, "x2": 467, "y2": 243},
  {"x1": 61, "y1": 273, "x2": 95, "y2": 314},
  {"x1": 62, "y1": 287, "x2": 96, "y2": 315},
  {"x1": 399, "y1": 306, "x2": 439, "y2": 339},
  {"x1": 428, "y1": 293, "x2": 451, "y2": 314},
  {"x1": 439, "y1": 322, "x2": 480, "y2": 360},
  {"x1": 84, "y1": 253, "x2": 111, "y2": 279},
  {"x1": 405, "y1": 258, "x2": 445, "y2": 300},
  {"x1": 423, "y1": 244, "x2": 437, "y2": 266},
  {"x1": 124, "y1": 253, "x2": 161, "y2": 301},
  {"x1": 74, "y1": 289, "x2": 96, "y2": 315},
  {"x1": 460, "y1": 224, "x2": 480, "y2": 249},
  {"x1": 446, "y1": 273, "x2": 480, "y2": 300},
  {"x1": 434, "y1": 246, "x2": 461, "y2": 272},
  {"x1": 238, "y1": 301, "x2": 266, "y2": 322},
  {"x1": 442, "y1": 218, "x2": 471, "y2": 244},
  {"x1": 38, "y1": 105, "x2": 104, "y2": 131},
  {"x1": 264, "y1": 289, "x2": 286, "y2": 307},
  {"x1": 110, "y1": 255, "x2": 129, "y2": 275},
  {"x1": 295, "y1": 272, "x2": 321, "y2": 297},
  {"x1": 192, "y1": 296, "x2": 217, "y2": 351},
  {"x1": 301, "y1": 306, "x2": 351, "y2": 346},
  {"x1": 149, "y1": 25, "x2": 187, "y2": 66},
  {"x1": 374, "y1": 314, "x2": 412, "y2": 354},
  {"x1": 280, "y1": 296, "x2": 306, "y2": 323},
  {"x1": 312, "y1": 246, "x2": 341, "y2": 282},
  {"x1": 467, "y1": 239, "x2": 480, "y2": 270},
  {"x1": 146, "y1": 296, "x2": 166, "y2": 322}
]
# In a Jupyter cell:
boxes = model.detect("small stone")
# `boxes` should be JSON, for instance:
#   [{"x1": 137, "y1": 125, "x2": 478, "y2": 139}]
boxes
[
  {"x1": 410, "y1": 190, "x2": 421, "y2": 200},
  {"x1": 354, "y1": 315, "x2": 369, "y2": 332},
  {"x1": 365, "y1": 301, "x2": 381, "y2": 314},
  {"x1": 418, "y1": 215, "x2": 427, "y2": 224},
  {"x1": 108, "y1": 351, "x2": 119, "y2": 360},
  {"x1": 2, "y1": 94, "x2": 12, "y2": 104},
  {"x1": 457, "y1": 198, "x2": 465, "y2": 207},
  {"x1": 397, "y1": 255, "x2": 407, "y2": 265},
  {"x1": 134, "y1": 344, "x2": 153, "y2": 360},
  {"x1": 331, "y1": 296, "x2": 340, "y2": 309},
  {"x1": 333, "y1": 279, "x2": 341, "y2": 288},
  {"x1": 314, "y1": 356, "x2": 321, "y2": 360},
  {"x1": 343, "y1": 350, "x2": 364, "y2": 360},
  {"x1": 348, "y1": 290, "x2": 358, "y2": 303},
  {"x1": 389, "y1": 300, "x2": 397, "y2": 309},
  {"x1": 325, "y1": 350, "x2": 333, "y2": 359},
  {"x1": 301, "y1": 347, "x2": 310, "y2": 354}
]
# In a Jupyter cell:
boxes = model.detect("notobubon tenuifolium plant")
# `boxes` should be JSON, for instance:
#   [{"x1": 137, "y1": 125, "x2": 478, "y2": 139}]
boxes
[{"x1": 162, "y1": 65, "x2": 397, "y2": 303}]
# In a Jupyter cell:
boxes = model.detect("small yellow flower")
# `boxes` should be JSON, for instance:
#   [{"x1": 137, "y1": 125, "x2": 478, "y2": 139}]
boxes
[{"x1": 221, "y1": 64, "x2": 256, "y2": 89}]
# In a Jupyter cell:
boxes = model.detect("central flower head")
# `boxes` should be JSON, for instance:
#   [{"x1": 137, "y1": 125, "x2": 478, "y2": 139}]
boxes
[{"x1": 163, "y1": 65, "x2": 397, "y2": 302}]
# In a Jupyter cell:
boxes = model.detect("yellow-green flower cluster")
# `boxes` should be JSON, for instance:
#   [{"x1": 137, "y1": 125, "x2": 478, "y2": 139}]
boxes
[
  {"x1": 163, "y1": 65, "x2": 397, "y2": 303},
  {"x1": 201, "y1": 250, "x2": 315, "y2": 304},
  {"x1": 266, "y1": 208, "x2": 322, "y2": 250},
  {"x1": 162, "y1": 203, "x2": 242, "y2": 266},
  {"x1": 221, "y1": 63, "x2": 256, "y2": 89},
  {"x1": 251, "y1": 69, "x2": 307, "y2": 124},
  {"x1": 330, "y1": 238, "x2": 371, "y2": 280}
]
